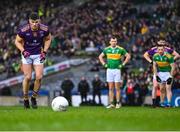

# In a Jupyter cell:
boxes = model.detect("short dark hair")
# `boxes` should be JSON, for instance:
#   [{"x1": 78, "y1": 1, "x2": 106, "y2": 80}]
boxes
[
  {"x1": 111, "y1": 34, "x2": 119, "y2": 39},
  {"x1": 156, "y1": 40, "x2": 166, "y2": 47},
  {"x1": 157, "y1": 44, "x2": 164, "y2": 48},
  {"x1": 29, "y1": 12, "x2": 40, "y2": 20}
]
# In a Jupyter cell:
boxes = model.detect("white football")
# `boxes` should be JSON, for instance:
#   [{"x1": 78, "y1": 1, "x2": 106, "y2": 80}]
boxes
[{"x1": 51, "y1": 96, "x2": 69, "y2": 111}]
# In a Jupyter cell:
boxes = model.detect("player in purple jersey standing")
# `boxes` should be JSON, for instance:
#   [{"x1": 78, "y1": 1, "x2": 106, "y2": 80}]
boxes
[
  {"x1": 143, "y1": 40, "x2": 179, "y2": 107},
  {"x1": 15, "y1": 12, "x2": 51, "y2": 109}
]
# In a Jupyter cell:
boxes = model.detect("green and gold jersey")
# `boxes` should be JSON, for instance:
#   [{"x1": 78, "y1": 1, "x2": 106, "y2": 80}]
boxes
[
  {"x1": 103, "y1": 46, "x2": 127, "y2": 69},
  {"x1": 153, "y1": 52, "x2": 174, "y2": 72}
]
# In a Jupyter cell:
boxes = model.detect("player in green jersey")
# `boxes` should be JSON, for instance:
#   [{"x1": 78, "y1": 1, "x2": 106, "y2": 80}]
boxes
[
  {"x1": 99, "y1": 35, "x2": 131, "y2": 108},
  {"x1": 153, "y1": 45, "x2": 175, "y2": 107}
]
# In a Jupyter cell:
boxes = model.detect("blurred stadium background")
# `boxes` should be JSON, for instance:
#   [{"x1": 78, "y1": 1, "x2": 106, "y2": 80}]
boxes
[{"x1": 0, "y1": 0, "x2": 180, "y2": 107}]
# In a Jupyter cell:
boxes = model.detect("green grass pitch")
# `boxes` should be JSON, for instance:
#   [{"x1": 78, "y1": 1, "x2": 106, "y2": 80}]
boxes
[{"x1": 0, "y1": 106, "x2": 180, "y2": 131}]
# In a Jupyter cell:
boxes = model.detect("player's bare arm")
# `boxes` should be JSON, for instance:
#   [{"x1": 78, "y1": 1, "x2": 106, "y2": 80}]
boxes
[
  {"x1": 153, "y1": 61, "x2": 157, "y2": 76},
  {"x1": 43, "y1": 33, "x2": 52, "y2": 52},
  {"x1": 123, "y1": 53, "x2": 131, "y2": 65},
  {"x1": 170, "y1": 63, "x2": 175, "y2": 77},
  {"x1": 143, "y1": 52, "x2": 152, "y2": 63},
  {"x1": 15, "y1": 34, "x2": 25, "y2": 52},
  {"x1": 98, "y1": 52, "x2": 106, "y2": 65},
  {"x1": 172, "y1": 50, "x2": 180, "y2": 60}
]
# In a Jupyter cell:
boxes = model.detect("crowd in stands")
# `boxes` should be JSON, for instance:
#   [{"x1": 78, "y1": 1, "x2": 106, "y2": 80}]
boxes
[{"x1": 0, "y1": 0, "x2": 179, "y2": 96}]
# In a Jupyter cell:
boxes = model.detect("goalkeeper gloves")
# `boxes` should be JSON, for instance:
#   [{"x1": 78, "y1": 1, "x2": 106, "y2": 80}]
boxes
[
  {"x1": 22, "y1": 50, "x2": 30, "y2": 58},
  {"x1": 156, "y1": 76, "x2": 161, "y2": 83},
  {"x1": 40, "y1": 51, "x2": 47, "y2": 63}
]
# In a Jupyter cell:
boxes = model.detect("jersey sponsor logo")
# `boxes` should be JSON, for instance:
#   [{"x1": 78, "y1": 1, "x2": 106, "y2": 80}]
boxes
[
  {"x1": 31, "y1": 42, "x2": 40, "y2": 46},
  {"x1": 26, "y1": 43, "x2": 40, "y2": 46},
  {"x1": 26, "y1": 40, "x2": 40, "y2": 46},
  {"x1": 107, "y1": 54, "x2": 121, "y2": 60}
]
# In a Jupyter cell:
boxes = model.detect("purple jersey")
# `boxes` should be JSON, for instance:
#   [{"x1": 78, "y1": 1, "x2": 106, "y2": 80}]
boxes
[
  {"x1": 147, "y1": 47, "x2": 173, "y2": 57},
  {"x1": 17, "y1": 23, "x2": 49, "y2": 55}
]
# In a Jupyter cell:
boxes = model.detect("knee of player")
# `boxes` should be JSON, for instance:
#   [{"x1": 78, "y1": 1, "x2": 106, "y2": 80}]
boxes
[
  {"x1": 24, "y1": 75, "x2": 32, "y2": 81},
  {"x1": 35, "y1": 76, "x2": 42, "y2": 80},
  {"x1": 35, "y1": 75, "x2": 43, "y2": 80},
  {"x1": 160, "y1": 87, "x2": 165, "y2": 93},
  {"x1": 109, "y1": 88, "x2": 114, "y2": 92}
]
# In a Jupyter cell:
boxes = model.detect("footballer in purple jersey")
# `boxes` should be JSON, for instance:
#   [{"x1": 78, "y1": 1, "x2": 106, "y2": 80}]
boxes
[
  {"x1": 15, "y1": 12, "x2": 51, "y2": 109},
  {"x1": 17, "y1": 23, "x2": 49, "y2": 55},
  {"x1": 143, "y1": 40, "x2": 179, "y2": 107}
]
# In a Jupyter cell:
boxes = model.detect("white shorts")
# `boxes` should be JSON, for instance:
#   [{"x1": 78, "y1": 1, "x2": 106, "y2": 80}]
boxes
[
  {"x1": 21, "y1": 54, "x2": 43, "y2": 65},
  {"x1": 106, "y1": 69, "x2": 122, "y2": 82},
  {"x1": 157, "y1": 72, "x2": 171, "y2": 83}
]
